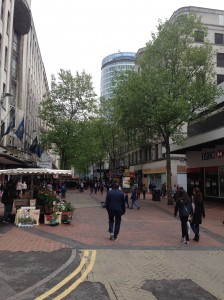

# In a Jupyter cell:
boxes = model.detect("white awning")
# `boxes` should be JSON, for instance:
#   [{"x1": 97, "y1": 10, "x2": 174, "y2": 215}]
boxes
[{"x1": 0, "y1": 168, "x2": 72, "y2": 175}]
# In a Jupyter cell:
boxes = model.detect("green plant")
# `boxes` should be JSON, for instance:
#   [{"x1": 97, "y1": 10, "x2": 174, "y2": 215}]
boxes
[
  {"x1": 57, "y1": 201, "x2": 74, "y2": 212},
  {"x1": 18, "y1": 216, "x2": 33, "y2": 224}
]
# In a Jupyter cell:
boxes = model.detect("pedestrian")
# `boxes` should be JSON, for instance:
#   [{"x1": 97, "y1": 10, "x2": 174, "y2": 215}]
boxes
[
  {"x1": 191, "y1": 187, "x2": 205, "y2": 241},
  {"x1": 60, "y1": 182, "x2": 66, "y2": 199},
  {"x1": 142, "y1": 184, "x2": 147, "y2": 199},
  {"x1": 130, "y1": 187, "x2": 140, "y2": 209},
  {"x1": 16, "y1": 179, "x2": 23, "y2": 198},
  {"x1": 105, "y1": 182, "x2": 126, "y2": 241},
  {"x1": 2, "y1": 179, "x2": 17, "y2": 223},
  {"x1": 22, "y1": 181, "x2": 27, "y2": 197},
  {"x1": 174, "y1": 187, "x2": 193, "y2": 245},
  {"x1": 124, "y1": 192, "x2": 129, "y2": 208}
]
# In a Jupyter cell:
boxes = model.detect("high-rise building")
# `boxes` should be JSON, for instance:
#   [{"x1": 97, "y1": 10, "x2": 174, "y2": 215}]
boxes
[{"x1": 100, "y1": 52, "x2": 136, "y2": 99}]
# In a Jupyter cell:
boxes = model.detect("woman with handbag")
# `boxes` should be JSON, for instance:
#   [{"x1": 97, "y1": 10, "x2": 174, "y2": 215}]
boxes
[
  {"x1": 174, "y1": 187, "x2": 193, "y2": 245},
  {"x1": 191, "y1": 187, "x2": 205, "y2": 241}
]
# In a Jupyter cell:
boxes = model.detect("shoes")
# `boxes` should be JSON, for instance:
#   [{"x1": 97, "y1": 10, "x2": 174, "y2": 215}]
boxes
[
  {"x1": 129, "y1": 207, "x2": 133, "y2": 209},
  {"x1": 183, "y1": 241, "x2": 189, "y2": 245},
  {"x1": 193, "y1": 234, "x2": 199, "y2": 241},
  {"x1": 114, "y1": 237, "x2": 119, "y2": 241},
  {"x1": 137, "y1": 207, "x2": 140, "y2": 210},
  {"x1": 2, "y1": 220, "x2": 9, "y2": 224},
  {"x1": 109, "y1": 233, "x2": 114, "y2": 240}
]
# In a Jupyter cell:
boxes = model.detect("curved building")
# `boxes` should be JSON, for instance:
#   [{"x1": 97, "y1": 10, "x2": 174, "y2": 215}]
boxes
[{"x1": 101, "y1": 52, "x2": 136, "y2": 99}]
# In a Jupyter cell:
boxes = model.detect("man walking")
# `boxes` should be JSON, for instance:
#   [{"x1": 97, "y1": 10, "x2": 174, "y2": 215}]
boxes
[{"x1": 105, "y1": 182, "x2": 126, "y2": 241}]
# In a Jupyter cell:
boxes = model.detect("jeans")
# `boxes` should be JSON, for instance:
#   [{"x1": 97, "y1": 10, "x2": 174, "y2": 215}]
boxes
[
  {"x1": 3, "y1": 201, "x2": 14, "y2": 221},
  {"x1": 191, "y1": 223, "x2": 200, "y2": 236},
  {"x1": 108, "y1": 212, "x2": 122, "y2": 239},
  {"x1": 180, "y1": 215, "x2": 189, "y2": 241},
  {"x1": 131, "y1": 199, "x2": 140, "y2": 209}
]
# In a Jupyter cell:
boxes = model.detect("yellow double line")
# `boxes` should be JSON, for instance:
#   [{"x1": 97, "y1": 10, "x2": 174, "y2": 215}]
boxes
[{"x1": 35, "y1": 250, "x2": 96, "y2": 300}]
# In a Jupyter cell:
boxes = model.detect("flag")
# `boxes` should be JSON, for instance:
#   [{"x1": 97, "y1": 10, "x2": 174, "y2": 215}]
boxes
[
  {"x1": 3, "y1": 117, "x2": 15, "y2": 136},
  {"x1": 29, "y1": 137, "x2": 38, "y2": 152},
  {"x1": 15, "y1": 117, "x2": 24, "y2": 140},
  {"x1": 35, "y1": 144, "x2": 44, "y2": 158}
]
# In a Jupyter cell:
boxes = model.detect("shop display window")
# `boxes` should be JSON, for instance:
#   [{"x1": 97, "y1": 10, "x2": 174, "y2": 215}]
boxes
[
  {"x1": 205, "y1": 166, "x2": 219, "y2": 197},
  {"x1": 219, "y1": 166, "x2": 224, "y2": 198}
]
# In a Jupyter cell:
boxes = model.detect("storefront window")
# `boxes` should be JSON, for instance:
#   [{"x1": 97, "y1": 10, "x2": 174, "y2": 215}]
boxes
[
  {"x1": 205, "y1": 166, "x2": 219, "y2": 197},
  {"x1": 219, "y1": 166, "x2": 224, "y2": 198}
]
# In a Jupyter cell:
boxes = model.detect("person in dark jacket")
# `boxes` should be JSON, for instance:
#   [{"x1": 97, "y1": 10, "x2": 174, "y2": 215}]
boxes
[
  {"x1": 2, "y1": 179, "x2": 16, "y2": 223},
  {"x1": 191, "y1": 187, "x2": 205, "y2": 241},
  {"x1": 130, "y1": 188, "x2": 140, "y2": 209},
  {"x1": 105, "y1": 183, "x2": 125, "y2": 241},
  {"x1": 174, "y1": 187, "x2": 193, "y2": 245}
]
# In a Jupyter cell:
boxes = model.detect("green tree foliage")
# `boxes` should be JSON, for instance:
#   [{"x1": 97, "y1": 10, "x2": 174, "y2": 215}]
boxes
[
  {"x1": 39, "y1": 69, "x2": 97, "y2": 169},
  {"x1": 113, "y1": 14, "x2": 223, "y2": 204}
]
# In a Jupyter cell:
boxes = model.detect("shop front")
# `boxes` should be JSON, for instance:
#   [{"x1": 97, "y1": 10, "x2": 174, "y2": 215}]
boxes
[{"x1": 187, "y1": 147, "x2": 224, "y2": 201}]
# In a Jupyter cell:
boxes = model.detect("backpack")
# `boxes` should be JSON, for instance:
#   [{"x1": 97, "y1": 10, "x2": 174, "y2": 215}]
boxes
[{"x1": 1, "y1": 190, "x2": 8, "y2": 204}]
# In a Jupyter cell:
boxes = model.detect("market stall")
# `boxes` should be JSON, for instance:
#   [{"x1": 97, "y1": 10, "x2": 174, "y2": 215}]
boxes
[{"x1": 0, "y1": 168, "x2": 74, "y2": 226}]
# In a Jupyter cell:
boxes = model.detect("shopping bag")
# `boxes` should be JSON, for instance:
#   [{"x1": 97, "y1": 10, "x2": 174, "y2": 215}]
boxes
[{"x1": 187, "y1": 221, "x2": 191, "y2": 235}]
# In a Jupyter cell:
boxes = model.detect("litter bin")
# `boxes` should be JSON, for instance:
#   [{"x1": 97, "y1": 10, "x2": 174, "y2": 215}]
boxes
[{"x1": 153, "y1": 188, "x2": 161, "y2": 201}]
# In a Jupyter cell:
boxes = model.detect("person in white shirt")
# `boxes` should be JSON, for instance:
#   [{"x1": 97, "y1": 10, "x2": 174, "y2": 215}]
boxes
[
  {"x1": 16, "y1": 180, "x2": 23, "y2": 198},
  {"x1": 22, "y1": 181, "x2": 27, "y2": 196}
]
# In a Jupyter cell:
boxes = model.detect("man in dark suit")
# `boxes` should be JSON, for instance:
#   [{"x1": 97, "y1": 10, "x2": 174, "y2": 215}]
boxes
[{"x1": 105, "y1": 183, "x2": 125, "y2": 241}]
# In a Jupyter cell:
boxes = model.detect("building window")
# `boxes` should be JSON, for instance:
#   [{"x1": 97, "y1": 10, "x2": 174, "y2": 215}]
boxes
[
  {"x1": 4, "y1": 46, "x2": 8, "y2": 70},
  {"x1": 217, "y1": 74, "x2": 224, "y2": 85},
  {"x1": 215, "y1": 33, "x2": 224, "y2": 44},
  {"x1": 1, "y1": 0, "x2": 4, "y2": 20},
  {"x1": 7, "y1": 11, "x2": 10, "y2": 34},
  {"x1": 205, "y1": 166, "x2": 219, "y2": 197},
  {"x1": 217, "y1": 53, "x2": 224, "y2": 67}
]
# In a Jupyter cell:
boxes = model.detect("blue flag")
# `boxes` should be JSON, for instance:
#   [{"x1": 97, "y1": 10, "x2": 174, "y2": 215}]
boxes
[
  {"x1": 15, "y1": 117, "x2": 24, "y2": 140},
  {"x1": 3, "y1": 117, "x2": 15, "y2": 136}
]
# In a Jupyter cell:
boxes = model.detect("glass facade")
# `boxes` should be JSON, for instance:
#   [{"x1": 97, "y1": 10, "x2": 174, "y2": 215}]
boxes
[{"x1": 100, "y1": 52, "x2": 136, "y2": 99}]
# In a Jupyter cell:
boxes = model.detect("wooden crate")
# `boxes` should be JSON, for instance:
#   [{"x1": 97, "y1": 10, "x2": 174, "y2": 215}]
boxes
[
  {"x1": 15, "y1": 208, "x2": 40, "y2": 226},
  {"x1": 14, "y1": 199, "x2": 29, "y2": 209}
]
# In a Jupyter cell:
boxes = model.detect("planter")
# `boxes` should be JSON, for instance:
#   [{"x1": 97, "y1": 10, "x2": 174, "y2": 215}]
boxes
[
  {"x1": 50, "y1": 220, "x2": 59, "y2": 226},
  {"x1": 62, "y1": 219, "x2": 71, "y2": 224},
  {"x1": 44, "y1": 212, "x2": 62, "y2": 225}
]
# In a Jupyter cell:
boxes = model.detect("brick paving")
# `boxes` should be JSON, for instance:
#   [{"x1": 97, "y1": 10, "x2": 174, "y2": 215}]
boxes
[
  {"x1": 1, "y1": 189, "x2": 224, "y2": 300},
  {"x1": 0, "y1": 189, "x2": 224, "y2": 251}
]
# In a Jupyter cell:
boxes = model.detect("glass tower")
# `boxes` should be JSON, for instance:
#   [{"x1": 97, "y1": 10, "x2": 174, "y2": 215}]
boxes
[{"x1": 100, "y1": 52, "x2": 136, "y2": 99}]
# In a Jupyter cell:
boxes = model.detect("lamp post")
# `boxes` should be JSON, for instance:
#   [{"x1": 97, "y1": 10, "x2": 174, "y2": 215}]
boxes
[{"x1": 0, "y1": 93, "x2": 13, "y2": 136}]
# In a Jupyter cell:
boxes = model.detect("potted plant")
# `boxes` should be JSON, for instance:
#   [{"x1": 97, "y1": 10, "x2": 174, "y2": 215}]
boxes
[
  {"x1": 18, "y1": 216, "x2": 34, "y2": 227},
  {"x1": 45, "y1": 212, "x2": 60, "y2": 226},
  {"x1": 56, "y1": 201, "x2": 74, "y2": 224}
]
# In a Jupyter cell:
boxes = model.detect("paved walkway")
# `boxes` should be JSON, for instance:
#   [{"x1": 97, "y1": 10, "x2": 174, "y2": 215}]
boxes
[
  {"x1": 0, "y1": 189, "x2": 224, "y2": 251},
  {"x1": 1, "y1": 190, "x2": 224, "y2": 300}
]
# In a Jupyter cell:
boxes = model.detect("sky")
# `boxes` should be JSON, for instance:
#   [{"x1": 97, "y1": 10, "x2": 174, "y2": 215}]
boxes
[{"x1": 31, "y1": 0, "x2": 224, "y2": 97}]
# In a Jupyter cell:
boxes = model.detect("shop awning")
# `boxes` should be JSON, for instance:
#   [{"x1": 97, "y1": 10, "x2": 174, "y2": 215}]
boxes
[{"x1": 0, "y1": 168, "x2": 72, "y2": 175}]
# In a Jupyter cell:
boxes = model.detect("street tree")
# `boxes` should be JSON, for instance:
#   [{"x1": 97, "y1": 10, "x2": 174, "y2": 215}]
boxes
[
  {"x1": 113, "y1": 14, "x2": 223, "y2": 204},
  {"x1": 39, "y1": 69, "x2": 97, "y2": 169}
]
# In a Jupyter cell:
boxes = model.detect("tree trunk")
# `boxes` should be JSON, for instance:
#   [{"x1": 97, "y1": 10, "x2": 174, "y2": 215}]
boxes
[{"x1": 165, "y1": 137, "x2": 173, "y2": 205}]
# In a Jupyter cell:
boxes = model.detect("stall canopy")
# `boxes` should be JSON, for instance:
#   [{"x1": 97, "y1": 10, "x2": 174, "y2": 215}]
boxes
[{"x1": 0, "y1": 168, "x2": 72, "y2": 175}]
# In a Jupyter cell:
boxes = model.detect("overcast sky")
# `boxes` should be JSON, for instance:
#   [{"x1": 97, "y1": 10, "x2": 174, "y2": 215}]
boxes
[{"x1": 31, "y1": 1, "x2": 224, "y2": 97}]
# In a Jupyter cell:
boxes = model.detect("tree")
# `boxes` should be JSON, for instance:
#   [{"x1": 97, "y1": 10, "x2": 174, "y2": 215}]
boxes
[
  {"x1": 39, "y1": 69, "x2": 97, "y2": 169},
  {"x1": 113, "y1": 14, "x2": 223, "y2": 204}
]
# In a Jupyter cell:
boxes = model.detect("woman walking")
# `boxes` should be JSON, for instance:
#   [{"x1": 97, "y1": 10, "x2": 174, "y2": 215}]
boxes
[
  {"x1": 191, "y1": 187, "x2": 205, "y2": 241},
  {"x1": 174, "y1": 188, "x2": 193, "y2": 245}
]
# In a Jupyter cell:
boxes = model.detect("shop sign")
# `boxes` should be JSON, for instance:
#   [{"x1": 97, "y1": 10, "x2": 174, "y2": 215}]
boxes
[{"x1": 201, "y1": 149, "x2": 223, "y2": 160}]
